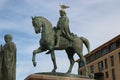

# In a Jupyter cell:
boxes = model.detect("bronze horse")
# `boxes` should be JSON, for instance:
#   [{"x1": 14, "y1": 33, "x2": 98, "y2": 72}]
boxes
[{"x1": 32, "y1": 16, "x2": 90, "y2": 76}]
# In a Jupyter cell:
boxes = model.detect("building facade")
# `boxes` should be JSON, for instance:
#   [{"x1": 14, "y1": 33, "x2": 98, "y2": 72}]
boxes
[{"x1": 78, "y1": 35, "x2": 120, "y2": 80}]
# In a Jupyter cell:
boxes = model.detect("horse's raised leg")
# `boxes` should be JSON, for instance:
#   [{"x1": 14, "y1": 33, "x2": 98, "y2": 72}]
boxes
[
  {"x1": 65, "y1": 48, "x2": 75, "y2": 74},
  {"x1": 32, "y1": 47, "x2": 44, "y2": 67},
  {"x1": 50, "y1": 50, "x2": 57, "y2": 73}
]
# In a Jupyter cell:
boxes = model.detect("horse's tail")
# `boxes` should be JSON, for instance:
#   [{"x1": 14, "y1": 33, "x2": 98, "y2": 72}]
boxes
[{"x1": 80, "y1": 37, "x2": 90, "y2": 54}]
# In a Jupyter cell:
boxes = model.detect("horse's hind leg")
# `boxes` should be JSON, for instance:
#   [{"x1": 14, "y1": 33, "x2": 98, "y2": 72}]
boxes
[
  {"x1": 75, "y1": 47, "x2": 88, "y2": 76},
  {"x1": 65, "y1": 48, "x2": 75, "y2": 74}
]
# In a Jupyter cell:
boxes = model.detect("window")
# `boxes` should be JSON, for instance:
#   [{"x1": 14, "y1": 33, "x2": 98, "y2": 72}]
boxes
[
  {"x1": 104, "y1": 59, "x2": 108, "y2": 69},
  {"x1": 86, "y1": 57, "x2": 90, "y2": 64},
  {"x1": 90, "y1": 65, "x2": 94, "y2": 73},
  {"x1": 98, "y1": 61, "x2": 103, "y2": 72},
  {"x1": 101, "y1": 47, "x2": 108, "y2": 55},
  {"x1": 116, "y1": 39, "x2": 120, "y2": 48},
  {"x1": 90, "y1": 54, "x2": 95, "y2": 61},
  {"x1": 95, "y1": 50, "x2": 101, "y2": 59},
  {"x1": 112, "y1": 69, "x2": 116, "y2": 80},
  {"x1": 79, "y1": 70, "x2": 82, "y2": 75},
  {"x1": 105, "y1": 71, "x2": 109, "y2": 78},
  {"x1": 79, "y1": 61, "x2": 83, "y2": 68},
  {"x1": 110, "y1": 56, "x2": 114, "y2": 67},
  {"x1": 109, "y1": 43, "x2": 116, "y2": 51}
]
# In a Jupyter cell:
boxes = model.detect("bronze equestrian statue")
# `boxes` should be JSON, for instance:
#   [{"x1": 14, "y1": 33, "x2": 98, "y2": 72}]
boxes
[{"x1": 31, "y1": 8, "x2": 90, "y2": 76}]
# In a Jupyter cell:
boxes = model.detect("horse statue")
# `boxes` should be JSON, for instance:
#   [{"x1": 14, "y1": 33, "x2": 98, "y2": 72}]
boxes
[{"x1": 31, "y1": 16, "x2": 90, "y2": 76}]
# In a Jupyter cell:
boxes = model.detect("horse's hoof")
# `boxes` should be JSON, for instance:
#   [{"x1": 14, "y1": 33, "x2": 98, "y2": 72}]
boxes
[
  {"x1": 33, "y1": 62, "x2": 37, "y2": 67},
  {"x1": 66, "y1": 71, "x2": 71, "y2": 74},
  {"x1": 52, "y1": 69, "x2": 56, "y2": 73}
]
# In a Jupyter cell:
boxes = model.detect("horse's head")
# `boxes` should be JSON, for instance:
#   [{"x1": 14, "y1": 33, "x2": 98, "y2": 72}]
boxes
[{"x1": 32, "y1": 16, "x2": 43, "y2": 34}]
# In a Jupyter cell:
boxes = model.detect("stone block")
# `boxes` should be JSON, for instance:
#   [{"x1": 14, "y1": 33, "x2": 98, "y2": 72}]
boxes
[{"x1": 25, "y1": 72, "x2": 94, "y2": 80}]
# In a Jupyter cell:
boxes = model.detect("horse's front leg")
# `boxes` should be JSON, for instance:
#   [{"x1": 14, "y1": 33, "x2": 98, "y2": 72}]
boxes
[
  {"x1": 32, "y1": 47, "x2": 44, "y2": 67},
  {"x1": 50, "y1": 50, "x2": 57, "y2": 73}
]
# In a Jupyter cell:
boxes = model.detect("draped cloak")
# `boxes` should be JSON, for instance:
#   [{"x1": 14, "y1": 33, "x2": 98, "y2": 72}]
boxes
[{"x1": 3, "y1": 41, "x2": 16, "y2": 80}]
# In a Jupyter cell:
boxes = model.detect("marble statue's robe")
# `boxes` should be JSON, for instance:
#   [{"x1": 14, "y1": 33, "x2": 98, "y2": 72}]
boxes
[
  {"x1": 3, "y1": 41, "x2": 16, "y2": 80},
  {"x1": 0, "y1": 46, "x2": 3, "y2": 80}
]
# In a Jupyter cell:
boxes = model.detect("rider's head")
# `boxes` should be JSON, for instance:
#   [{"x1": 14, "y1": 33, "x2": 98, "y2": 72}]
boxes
[{"x1": 59, "y1": 9, "x2": 66, "y2": 16}]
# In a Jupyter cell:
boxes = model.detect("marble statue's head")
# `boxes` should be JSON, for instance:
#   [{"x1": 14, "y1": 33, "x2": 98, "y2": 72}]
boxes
[{"x1": 4, "y1": 34, "x2": 12, "y2": 43}]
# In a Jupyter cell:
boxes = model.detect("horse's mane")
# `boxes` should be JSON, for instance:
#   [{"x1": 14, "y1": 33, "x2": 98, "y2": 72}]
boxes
[{"x1": 34, "y1": 16, "x2": 52, "y2": 28}]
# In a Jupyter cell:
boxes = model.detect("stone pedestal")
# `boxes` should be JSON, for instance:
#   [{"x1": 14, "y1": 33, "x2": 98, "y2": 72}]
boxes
[{"x1": 25, "y1": 72, "x2": 94, "y2": 80}]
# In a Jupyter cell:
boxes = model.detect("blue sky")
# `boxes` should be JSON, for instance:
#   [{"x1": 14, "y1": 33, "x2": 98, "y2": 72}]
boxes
[{"x1": 0, "y1": 0, "x2": 120, "y2": 80}]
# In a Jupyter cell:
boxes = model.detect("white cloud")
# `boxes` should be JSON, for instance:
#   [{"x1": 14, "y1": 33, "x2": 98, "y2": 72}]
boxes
[
  {"x1": 13, "y1": 0, "x2": 59, "y2": 17},
  {"x1": 0, "y1": 18, "x2": 34, "y2": 36},
  {"x1": 17, "y1": 61, "x2": 34, "y2": 80},
  {"x1": 66, "y1": 0, "x2": 120, "y2": 51},
  {"x1": 0, "y1": 20, "x2": 17, "y2": 30},
  {"x1": 0, "y1": 0, "x2": 8, "y2": 10}
]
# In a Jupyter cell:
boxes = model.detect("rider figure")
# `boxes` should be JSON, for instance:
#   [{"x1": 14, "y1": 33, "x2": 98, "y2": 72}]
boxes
[{"x1": 54, "y1": 6, "x2": 74, "y2": 48}]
